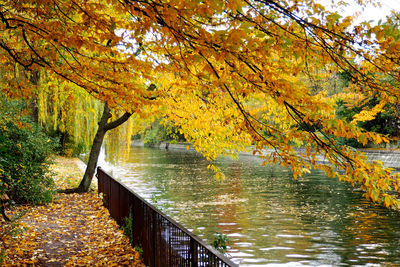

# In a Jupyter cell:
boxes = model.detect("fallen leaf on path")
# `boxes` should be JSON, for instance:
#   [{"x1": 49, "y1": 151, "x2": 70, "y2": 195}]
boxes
[{"x1": 1, "y1": 156, "x2": 145, "y2": 266}]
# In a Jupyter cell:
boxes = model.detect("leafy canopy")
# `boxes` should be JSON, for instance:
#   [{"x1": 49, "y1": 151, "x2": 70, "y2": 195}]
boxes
[{"x1": 1, "y1": 0, "x2": 400, "y2": 208}]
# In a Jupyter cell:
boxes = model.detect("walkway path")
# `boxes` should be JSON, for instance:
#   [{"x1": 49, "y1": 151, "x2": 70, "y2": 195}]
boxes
[{"x1": 2, "y1": 156, "x2": 144, "y2": 266}]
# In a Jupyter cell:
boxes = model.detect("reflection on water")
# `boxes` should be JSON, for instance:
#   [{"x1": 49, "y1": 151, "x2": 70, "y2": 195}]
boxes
[{"x1": 99, "y1": 146, "x2": 400, "y2": 266}]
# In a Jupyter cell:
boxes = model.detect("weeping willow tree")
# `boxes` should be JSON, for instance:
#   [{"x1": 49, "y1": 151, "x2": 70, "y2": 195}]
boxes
[
  {"x1": 37, "y1": 73, "x2": 103, "y2": 156},
  {"x1": 36, "y1": 74, "x2": 143, "y2": 192},
  {"x1": 0, "y1": 63, "x2": 101, "y2": 149},
  {"x1": 0, "y1": 64, "x2": 142, "y2": 192},
  {"x1": 102, "y1": 111, "x2": 135, "y2": 164}
]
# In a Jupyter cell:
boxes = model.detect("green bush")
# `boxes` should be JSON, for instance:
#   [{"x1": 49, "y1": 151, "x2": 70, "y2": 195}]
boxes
[
  {"x1": 46, "y1": 129, "x2": 87, "y2": 157},
  {"x1": 142, "y1": 120, "x2": 186, "y2": 147},
  {"x1": 212, "y1": 231, "x2": 229, "y2": 255},
  {"x1": 335, "y1": 137, "x2": 364, "y2": 148},
  {"x1": 143, "y1": 123, "x2": 168, "y2": 147},
  {"x1": 0, "y1": 97, "x2": 58, "y2": 205},
  {"x1": 121, "y1": 211, "x2": 143, "y2": 260},
  {"x1": 121, "y1": 210, "x2": 134, "y2": 246}
]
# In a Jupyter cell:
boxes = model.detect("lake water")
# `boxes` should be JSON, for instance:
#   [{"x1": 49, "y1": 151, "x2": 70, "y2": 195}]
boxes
[{"x1": 98, "y1": 146, "x2": 400, "y2": 266}]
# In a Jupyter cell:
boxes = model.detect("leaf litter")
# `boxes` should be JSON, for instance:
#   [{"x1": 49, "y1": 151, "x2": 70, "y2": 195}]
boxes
[{"x1": 1, "y1": 156, "x2": 144, "y2": 266}]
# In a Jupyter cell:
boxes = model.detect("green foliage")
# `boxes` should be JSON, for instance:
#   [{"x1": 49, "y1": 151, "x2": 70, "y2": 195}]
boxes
[
  {"x1": 143, "y1": 121, "x2": 169, "y2": 147},
  {"x1": 64, "y1": 141, "x2": 87, "y2": 157},
  {"x1": 121, "y1": 210, "x2": 134, "y2": 246},
  {"x1": 141, "y1": 120, "x2": 186, "y2": 147},
  {"x1": 336, "y1": 97, "x2": 400, "y2": 140},
  {"x1": 336, "y1": 70, "x2": 352, "y2": 89},
  {"x1": 212, "y1": 231, "x2": 229, "y2": 255},
  {"x1": 335, "y1": 137, "x2": 364, "y2": 148},
  {"x1": 134, "y1": 246, "x2": 143, "y2": 260},
  {"x1": 121, "y1": 210, "x2": 143, "y2": 260},
  {"x1": 164, "y1": 124, "x2": 186, "y2": 143},
  {"x1": 47, "y1": 129, "x2": 88, "y2": 157},
  {"x1": 0, "y1": 96, "x2": 57, "y2": 205}
]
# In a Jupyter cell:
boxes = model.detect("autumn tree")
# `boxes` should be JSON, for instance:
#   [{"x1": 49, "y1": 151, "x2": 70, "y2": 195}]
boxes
[
  {"x1": 0, "y1": 1, "x2": 157, "y2": 192},
  {"x1": 0, "y1": 0, "x2": 399, "y2": 208}
]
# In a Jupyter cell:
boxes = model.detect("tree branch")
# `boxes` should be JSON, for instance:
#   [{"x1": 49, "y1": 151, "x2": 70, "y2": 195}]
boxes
[{"x1": 104, "y1": 112, "x2": 132, "y2": 131}]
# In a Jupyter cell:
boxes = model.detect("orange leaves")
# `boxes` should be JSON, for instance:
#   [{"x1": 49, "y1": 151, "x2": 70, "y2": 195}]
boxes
[
  {"x1": 0, "y1": 0, "x2": 158, "y2": 114},
  {"x1": 1, "y1": 0, "x2": 400, "y2": 211},
  {"x1": 226, "y1": 28, "x2": 247, "y2": 50}
]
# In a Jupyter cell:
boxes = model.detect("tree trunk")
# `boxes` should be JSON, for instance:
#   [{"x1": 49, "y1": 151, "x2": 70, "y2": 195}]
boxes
[
  {"x1": 29, "y1": 70, "x2": 40, "y2": 123},
  {"x1": 76, "y1": 117, "x2": 108, "y2": 192},
  {"x1": 76, "y1": 103, "x2": 111, "y2": 192},
  {"x1": 1, "y1": 193, "x2": 10, "y2": 221},
  {"x1": 61, "y1": 103, "x2": 132, "y2": 193},
  {"x1": 76, "y1": 130, "x2": 106, "y2": 192},
  {"x1": 59, "y1": 83, "x2": 155, "y2": 193}
]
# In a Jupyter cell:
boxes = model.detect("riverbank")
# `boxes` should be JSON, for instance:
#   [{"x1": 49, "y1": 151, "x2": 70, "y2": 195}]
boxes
[
  {"x1": 133, "y1": 141, "x2": 400, "y2": 168},
  {"x1": 1, "y1": 156, "x2": 144, "y2": 266}
]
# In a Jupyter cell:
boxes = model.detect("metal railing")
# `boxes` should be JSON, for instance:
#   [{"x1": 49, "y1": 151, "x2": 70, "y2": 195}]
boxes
[{"x1": 96, "y1": 167, "x2": 238, "y2": 267}]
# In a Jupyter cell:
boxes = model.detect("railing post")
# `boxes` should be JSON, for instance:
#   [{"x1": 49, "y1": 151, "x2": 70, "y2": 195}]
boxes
[
  {"x1": 96, "y1": 167, "x2": 102, "y2": 195},
  {"x1": 153, "y1": 209, "x2": 157, "y2": 266},
  {"x1": 190, "y1": 237, "x2": 198, "y2": 266}
]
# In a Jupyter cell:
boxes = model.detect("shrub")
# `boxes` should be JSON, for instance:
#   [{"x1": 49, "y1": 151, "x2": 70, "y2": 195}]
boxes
[
  {"x1": 143, "y1": 123, "x2": 168, "y2": 147},
  {"x1": 143, "y1": 120, "x2": 186, "y2": 147},
  {"x1": 0, "y1": 96, "x2": 58, "y2": 205},
  {"x1": 46, "y1": 129, "x2": 87, "y2": 157},
  {"x1": 336, "y1": 96, "x2": 400, "y2": 143},
  {"x1": 121, "y1": 211, "x2": 143, "y2": 261},
  {"x1": 212, "y1": 231, "x2": 229, "y2": 255},
  {"x1": 121, "y1": 211, "x2": 134, "y2": 246}
]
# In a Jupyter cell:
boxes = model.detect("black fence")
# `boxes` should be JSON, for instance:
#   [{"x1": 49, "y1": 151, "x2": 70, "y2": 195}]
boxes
[{"x1": 96, "y1": 167, "x2": 238, "y2": 267}]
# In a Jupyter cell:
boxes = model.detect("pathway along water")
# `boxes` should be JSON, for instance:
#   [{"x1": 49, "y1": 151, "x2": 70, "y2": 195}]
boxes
[{"x1": 97, "y1": 146, "x2": 400, "y2": 266}]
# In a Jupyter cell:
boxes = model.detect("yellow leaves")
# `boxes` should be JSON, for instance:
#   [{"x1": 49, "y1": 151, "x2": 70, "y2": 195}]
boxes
[
  {"x1": 372, "y1": 26, "x2": 385, "y2": 41},
  {"x1": 208, "y1": 164, "x2": 226, "y2": 181},
  {"x1": 352, "y1": 99, "x2": 387, "y2": 123},
  {"x1": 225, "y1": 0, "x2": 245, "y2": 12},
  {"x1": 135, "y1": 251, "x2": 141, "y2": 260}
]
